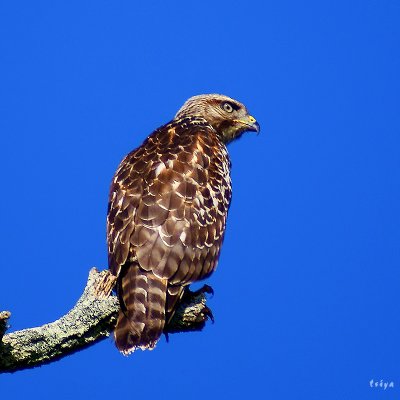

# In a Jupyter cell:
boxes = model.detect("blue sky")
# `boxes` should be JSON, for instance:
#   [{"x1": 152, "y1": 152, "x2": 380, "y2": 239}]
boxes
[{"x1": 1, "y1": 1, "x2": 399, "y2": 399}]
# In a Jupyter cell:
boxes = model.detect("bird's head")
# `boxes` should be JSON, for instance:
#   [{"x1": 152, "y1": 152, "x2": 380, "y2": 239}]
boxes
[{"x1": 175, "y1": 94, "x2": 260, "y2": 143}]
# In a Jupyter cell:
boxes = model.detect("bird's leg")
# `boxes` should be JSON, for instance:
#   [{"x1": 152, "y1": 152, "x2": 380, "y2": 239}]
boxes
[{"x1": 164, "y1": 331, "x2": 170, "y2": 343}]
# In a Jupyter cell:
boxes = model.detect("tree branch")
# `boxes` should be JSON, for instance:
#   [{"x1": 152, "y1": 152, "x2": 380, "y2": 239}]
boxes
[{"x1": 0, "y1": 268, "x2": 211, "y2": 373}]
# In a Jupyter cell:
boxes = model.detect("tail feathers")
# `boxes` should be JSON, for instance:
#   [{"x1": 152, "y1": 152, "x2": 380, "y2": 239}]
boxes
[{"x1": 114, "y1": 264, "x2": 168, "y2": 355}]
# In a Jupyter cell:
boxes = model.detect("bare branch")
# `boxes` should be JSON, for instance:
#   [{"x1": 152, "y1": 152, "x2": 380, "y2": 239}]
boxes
[{"x1": 0, "y1": 268, "x2": 211, "y2": 373}]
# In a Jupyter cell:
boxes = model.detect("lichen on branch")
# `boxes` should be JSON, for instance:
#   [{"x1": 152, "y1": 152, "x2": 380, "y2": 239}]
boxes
[{"x1": 0, "y1": 268, "x2": 211, "y2": 373}]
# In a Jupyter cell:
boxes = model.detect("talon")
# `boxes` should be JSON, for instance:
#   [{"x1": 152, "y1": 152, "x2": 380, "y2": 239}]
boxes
[
  {"x1": 193, "y1": 284, "x2": 214, "y2": 297},
  {"x1": 203, "y1": 306, "x2": 215, "y2": 323},
  {"x1": 202, "y1": 284, "x2": 214, "y2": 296}
]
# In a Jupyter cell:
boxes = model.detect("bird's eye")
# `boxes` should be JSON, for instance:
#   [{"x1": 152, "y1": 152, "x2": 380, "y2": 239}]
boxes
[{"x1": 222, "y1": 102, "x2": 234, "y2": 113}]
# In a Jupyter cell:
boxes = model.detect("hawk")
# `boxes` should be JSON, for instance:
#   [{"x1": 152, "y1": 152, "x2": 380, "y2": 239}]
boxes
[{"x1": 107, "y1": 94, "x2": 259, "y2": 354}]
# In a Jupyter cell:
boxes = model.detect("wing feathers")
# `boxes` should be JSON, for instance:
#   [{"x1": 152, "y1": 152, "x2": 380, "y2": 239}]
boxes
[{"x1": 107, "y1": 117, "x2": 232, "y2": 352}]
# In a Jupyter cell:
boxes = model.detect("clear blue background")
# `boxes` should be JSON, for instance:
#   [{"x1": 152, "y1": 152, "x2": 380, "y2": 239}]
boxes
[{"x1": 1, "y1": 1, "x2": 399, "y2": 399}]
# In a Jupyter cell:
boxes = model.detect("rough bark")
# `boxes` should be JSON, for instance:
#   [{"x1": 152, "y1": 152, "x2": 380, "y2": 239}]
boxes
[{"x1": 0, "y1": 268, "x2": 211, "y2": 373}]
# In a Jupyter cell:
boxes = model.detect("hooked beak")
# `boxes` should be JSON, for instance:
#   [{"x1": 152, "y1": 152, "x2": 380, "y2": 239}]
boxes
[{"x1": 234, "y1": 115, "x2": 260, "y2": 134}]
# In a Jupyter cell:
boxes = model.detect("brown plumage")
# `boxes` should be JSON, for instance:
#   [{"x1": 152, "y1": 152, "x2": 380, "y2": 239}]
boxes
[{"x1": 107, "y1": 94, "x2": 259, "y2": 354}]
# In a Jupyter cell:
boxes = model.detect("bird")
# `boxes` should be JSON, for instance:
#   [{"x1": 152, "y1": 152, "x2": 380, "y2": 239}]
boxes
[{"x1": 107, "y1": 94, "x2": 259, "y2": 354}]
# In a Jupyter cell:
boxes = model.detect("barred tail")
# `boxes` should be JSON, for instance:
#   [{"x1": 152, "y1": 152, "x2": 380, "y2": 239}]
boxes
[{"x1": 114, "y1": 263, "x2": 168, "y2": 355}]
